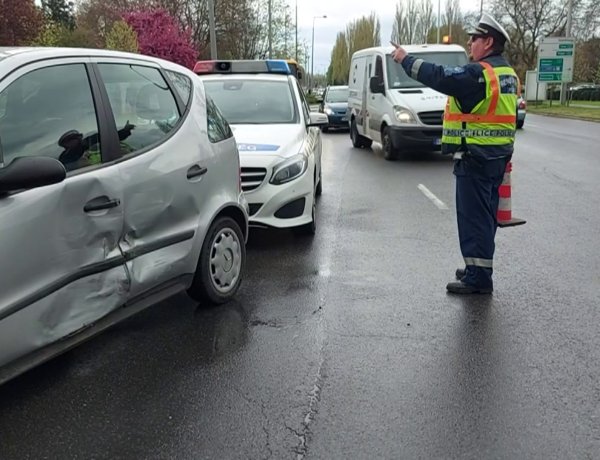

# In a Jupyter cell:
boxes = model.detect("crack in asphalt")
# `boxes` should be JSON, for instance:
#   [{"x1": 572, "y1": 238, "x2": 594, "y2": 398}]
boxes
[
  {"x1": 232, "y1": 386, "x2": 272, "y2": 459},
  {"x1": 288, "y1": 340, "x2": 326, "y2": 460}
]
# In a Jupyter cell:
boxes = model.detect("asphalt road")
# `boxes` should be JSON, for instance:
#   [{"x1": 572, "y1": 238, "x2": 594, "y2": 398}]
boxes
[{"x1": 1, "y1": 114, "x2": 599, "y2": 459}]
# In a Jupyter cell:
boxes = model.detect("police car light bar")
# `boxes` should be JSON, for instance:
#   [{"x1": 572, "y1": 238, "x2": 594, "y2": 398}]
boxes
[{"x1": 193, "y1": 59, "x2": 291, "y2": 75}]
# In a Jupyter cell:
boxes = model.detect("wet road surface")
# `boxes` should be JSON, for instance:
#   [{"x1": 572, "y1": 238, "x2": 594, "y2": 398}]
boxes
[{"x1": 1, "y1": 115, "x2": 599, "y2": 459}]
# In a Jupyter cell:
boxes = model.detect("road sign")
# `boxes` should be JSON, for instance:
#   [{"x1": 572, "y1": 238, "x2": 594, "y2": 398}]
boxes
[{"x1": 537, "y1": 37, "x2": 575, "y2": 83}]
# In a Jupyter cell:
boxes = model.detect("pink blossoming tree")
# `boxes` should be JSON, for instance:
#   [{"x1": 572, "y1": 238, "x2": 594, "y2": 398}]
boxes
[{"x1": 123, "y1": 9, "x2": 197, "y2": 70}]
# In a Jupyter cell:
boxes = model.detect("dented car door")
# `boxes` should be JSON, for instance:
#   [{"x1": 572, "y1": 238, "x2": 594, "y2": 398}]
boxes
[
  {"x1": 94, "y1": 61, "x2": 211, "y2": 298},
  {"x1": 0, "y1": 59, "x2": 129, "y2": 369}
]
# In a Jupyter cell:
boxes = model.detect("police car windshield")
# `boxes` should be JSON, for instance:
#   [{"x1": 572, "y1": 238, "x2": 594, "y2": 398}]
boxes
[
  {"x1": 202, "y1": 79, "x2": 299, "y2": 124},
  {"x1": 386, "y1": 52, "x2": 468, "y2": 89}
]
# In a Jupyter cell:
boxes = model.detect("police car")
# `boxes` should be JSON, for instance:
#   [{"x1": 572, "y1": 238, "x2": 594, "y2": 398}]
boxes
[{"x1": 195, "y1": 60, "x2": 328, "y2": 235}]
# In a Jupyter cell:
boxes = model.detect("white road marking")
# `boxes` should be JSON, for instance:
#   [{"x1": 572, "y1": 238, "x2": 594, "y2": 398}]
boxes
[{"x1": 417, "y1": 184, "x2": 449, "y2": 210}]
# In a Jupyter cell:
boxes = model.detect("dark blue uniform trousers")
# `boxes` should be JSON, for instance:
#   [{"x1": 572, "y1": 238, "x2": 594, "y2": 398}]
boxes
[{"x1": 454, "y1": 155, "x2": 510, "y2": 289}]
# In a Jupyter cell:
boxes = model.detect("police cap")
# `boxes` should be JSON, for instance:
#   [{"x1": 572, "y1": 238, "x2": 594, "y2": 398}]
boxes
[{"x1": 468, "y1": 12, "x2": 511, "y2": 45}]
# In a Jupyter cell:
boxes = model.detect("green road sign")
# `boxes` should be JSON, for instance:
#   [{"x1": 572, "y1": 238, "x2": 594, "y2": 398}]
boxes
[
  {"x1": 539, "y1": 58, "x2": 563, "y2": 73},
  {"x1": 559, "y1": 43, "x2": 574, "y2": 49},
  {"x1": 539, "y1": 73, "x2": 562, "y2": 81},
  {"x1": 557, "y1": 51, "x2": 573, "y2": 56}
]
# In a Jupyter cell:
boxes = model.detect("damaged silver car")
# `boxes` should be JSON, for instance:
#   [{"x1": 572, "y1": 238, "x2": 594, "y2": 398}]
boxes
[{"x1": 0, "y1": 47, "x2": 248, "y2": 385}]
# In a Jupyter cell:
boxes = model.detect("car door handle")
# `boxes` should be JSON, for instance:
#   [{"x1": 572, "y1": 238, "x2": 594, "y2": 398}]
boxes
[
  {"x1": 84, "y1": 196, "x2": 121, "y2": 212},
  {"x1": 187, "y1": 165, "x2": 208, "y2": 179}
]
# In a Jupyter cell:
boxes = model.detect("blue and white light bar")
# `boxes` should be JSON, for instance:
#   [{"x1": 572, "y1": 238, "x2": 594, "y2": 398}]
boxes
[{"x1": 193, "y1": 59, "x2": 291, "y2": 75}]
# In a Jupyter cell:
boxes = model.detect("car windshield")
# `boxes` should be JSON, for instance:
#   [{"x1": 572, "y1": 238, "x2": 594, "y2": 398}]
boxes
[
  {"x1": 202, "y1": 79, "x2": 298, "y2": 124},
  {"x1": 386, "y1": 52, "x2": 468, "y2": 89},
  {"x1": 325, "y1": 88, "x2": 349, "y2": 103}
]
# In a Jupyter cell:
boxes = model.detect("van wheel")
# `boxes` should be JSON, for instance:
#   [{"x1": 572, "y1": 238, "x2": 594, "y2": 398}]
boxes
[
  {"x1": 351, "y1": 119, "x2": 372, "y2": 149},
  {"x1": 187, "y1": 217, "x2": 245, "y2": 305},
  {"x1": 382, "y1": 126, "x2": 398, "y2": 161}
]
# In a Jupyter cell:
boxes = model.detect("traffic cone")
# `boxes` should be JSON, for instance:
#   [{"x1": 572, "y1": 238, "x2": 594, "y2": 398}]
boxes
[{"x1": 497, "y1": 161, "x2": 526, "y2": 228}]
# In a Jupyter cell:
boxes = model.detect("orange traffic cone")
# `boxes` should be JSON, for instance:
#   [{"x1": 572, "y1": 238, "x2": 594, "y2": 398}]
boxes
[{"x1": 497, "y1": 161, "x2": 526, "y2": 228}]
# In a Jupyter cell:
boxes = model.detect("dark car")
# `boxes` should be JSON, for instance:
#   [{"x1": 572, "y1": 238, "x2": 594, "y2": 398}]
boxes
[
  {"x1": 319, "y1": 85, "x2": 349, "y2": 132},
  {"x1": 517, "y1": 95, "x2": 526, "y2": 129}
]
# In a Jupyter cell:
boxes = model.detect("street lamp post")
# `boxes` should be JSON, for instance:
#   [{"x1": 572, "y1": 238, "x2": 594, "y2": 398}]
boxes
[{"x1": 311, "y1": 15, "x2": 327, "y2": 90}]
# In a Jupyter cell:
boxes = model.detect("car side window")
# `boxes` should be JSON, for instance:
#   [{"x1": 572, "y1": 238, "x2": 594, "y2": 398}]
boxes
[
  {"x1": 165, "y1": 70, "x2": 192, "y2": 107},
  {"x1": 206, "y1": 95, "x2": 232, "y2": 143},
  {"x1": 97, "y1": 64, "x2": 181, "y2": 157},
  {"x1": 375, "y1": 56, "x2": 383, "y2": 79},
  {"x1": 0, "y1": 64, "x2": 101, "y2": 171},
  {"x1": 294, "y1": 81, "x2": 310, "y2": 122}
]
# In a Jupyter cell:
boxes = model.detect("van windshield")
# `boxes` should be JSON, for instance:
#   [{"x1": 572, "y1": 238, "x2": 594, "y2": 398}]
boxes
[{"x1": 386, "y1": 52, "x2": 468, "y2": 89}]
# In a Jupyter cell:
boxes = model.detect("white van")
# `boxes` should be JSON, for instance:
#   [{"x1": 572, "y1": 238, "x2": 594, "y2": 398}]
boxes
[{"x1": 348, "y1": 44, "x2": 468, "y2": 160}]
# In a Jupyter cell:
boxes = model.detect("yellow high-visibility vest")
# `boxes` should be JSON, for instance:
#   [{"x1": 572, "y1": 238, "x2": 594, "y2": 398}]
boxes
[{"x1": 442, "y1": 61, "x2": 518, "y2": 158}]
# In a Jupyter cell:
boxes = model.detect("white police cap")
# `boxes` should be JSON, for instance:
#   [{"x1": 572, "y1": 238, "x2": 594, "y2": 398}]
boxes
[{"x1": 469, "y1": 12, "x2": 511, "y2": 44}]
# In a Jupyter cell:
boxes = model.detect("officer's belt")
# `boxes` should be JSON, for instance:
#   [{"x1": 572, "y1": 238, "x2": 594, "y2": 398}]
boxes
[{"x1": 443, "y1": 128, "x2": 515, "y2": 138}]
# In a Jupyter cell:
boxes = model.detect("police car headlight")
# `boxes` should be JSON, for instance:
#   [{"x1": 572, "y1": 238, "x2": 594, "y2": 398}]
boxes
[
  {"x1": 394, "y1": 106, "x2": 416, "y2": 124},
  {"x1": 270, "y1": 153, "x2": 308, "y2": 185},
  {"x1": 324, "y1": 106, "x2": 334, "y2": 116}
]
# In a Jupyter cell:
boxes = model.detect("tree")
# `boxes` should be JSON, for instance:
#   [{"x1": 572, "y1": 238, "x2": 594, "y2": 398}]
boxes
[
  {"x1": 328, "y1": 32, "x2": 350, "y2": 84},
  {"x1": 31, "y1": 19, "x2": 97, "y2": 48},
  {"x1": 346, "y1": 12, "x2": 381, "y2": 57},
  {"x1": 105, "y1": 20, "x2": 139, "y2": 53},
  {"x1": 0, "y1": 0, "x2": 43, "y2": 46},
  {"x1": 392, "y1": 0, "x2": 435, "y2": 45},
  {"x1": 573, "y1": 38, "x2": 600, "y2": 83},
  {"x1": 123, "y1": 9, "x2": 197, "y2": 69},
  {"x1": 42, "y1": 0, "x2": 75, "y2": 30}
]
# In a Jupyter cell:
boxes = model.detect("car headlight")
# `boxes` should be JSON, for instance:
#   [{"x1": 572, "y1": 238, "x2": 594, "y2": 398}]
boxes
[
  {"x1": 394, "y1": 106, "x2": 416, "y2": 124},
  {"x1": 270, "y1": 153, "x2": 308, "y2": 185},
  {"x1": 324, "y1": 106, "x2": 334, "y2": 116}
]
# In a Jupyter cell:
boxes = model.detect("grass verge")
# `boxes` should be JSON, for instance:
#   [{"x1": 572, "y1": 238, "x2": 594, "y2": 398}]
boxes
[{"x1": 527, "y1": 102, "x2": 600, "y2": 122}]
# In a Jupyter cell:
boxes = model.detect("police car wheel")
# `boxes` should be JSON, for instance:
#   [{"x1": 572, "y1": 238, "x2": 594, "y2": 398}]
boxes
[
  {"x1": 316, "y1": 169, "x2": 322, "y2": 196},
  {"x1": 188, "y1": 217, "x2": 245, "y2": 305}
]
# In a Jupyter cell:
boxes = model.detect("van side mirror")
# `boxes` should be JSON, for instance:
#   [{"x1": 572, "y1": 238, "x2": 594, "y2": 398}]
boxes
[
  {"x1": 0, "y1": 156, "x2": 66, "y2": 195},
  {"x1": 369, "y1": 76, "x2": 385, "y2": 94}
]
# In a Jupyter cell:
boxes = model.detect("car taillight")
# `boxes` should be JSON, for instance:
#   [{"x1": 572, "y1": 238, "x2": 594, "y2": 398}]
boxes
[{"x1": 518, "y1": 100, "x2": 527, "y2": 110}]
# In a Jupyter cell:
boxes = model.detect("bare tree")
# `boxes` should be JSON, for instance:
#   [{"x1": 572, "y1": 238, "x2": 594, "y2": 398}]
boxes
[{"x1": 391, "y1": 0, "x2": 435, "y2": 44}]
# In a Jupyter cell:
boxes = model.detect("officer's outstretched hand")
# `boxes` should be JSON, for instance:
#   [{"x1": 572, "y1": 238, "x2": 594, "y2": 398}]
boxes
[{"x1": 391, "y1": 41, "x2": 408, "y2": 64}]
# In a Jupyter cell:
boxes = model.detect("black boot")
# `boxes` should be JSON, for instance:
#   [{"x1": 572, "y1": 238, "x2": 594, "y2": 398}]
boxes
[
  {"x1": 455, "y1": 268, "x2": 466, "y2": 280},
  {"x1": 446, "y1": 280, "x2": 493, "y2": 294}
]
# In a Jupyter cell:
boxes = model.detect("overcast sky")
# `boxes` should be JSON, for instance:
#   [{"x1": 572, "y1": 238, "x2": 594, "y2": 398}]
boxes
[{"x1": 294, "y1": 0, "x2": 482, "y2": 74}]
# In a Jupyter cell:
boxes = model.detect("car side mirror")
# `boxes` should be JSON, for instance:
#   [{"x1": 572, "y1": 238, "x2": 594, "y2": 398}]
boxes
[
  {"x1": 307, "y1": 112, "x2": 328, "y2": 127},
  {"x1": 369, "y1": 76, "x2": 385, "y2": 94},
  {"x1": 0, "y1": 156, "x2": 66, "y2": 195}
]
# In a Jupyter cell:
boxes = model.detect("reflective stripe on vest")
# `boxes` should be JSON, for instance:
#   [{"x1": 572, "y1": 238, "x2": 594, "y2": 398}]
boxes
[{"x1": 442, "y1": 61, "x2": 517, "y2": 153}]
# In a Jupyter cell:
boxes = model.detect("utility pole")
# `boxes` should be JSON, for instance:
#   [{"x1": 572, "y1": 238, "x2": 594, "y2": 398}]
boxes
[
  {"x1": 268, "y1": 0, "x2": 272, "y2": 58},
  {"x1": 311, "y1": 15, "x2": 327, "y2": 90},
  {"x1": 208, "y1": 0, "x2": 217, "y2": 59},
  {"x1": 560, "y1": 0, "x2": 574, "y2": 105},
  {"x1": 295, "y1": 0, "x2": 298, "y2": 61},
  {"x1": 437, "y1": 0, "x2": 441, "y2": 44}
]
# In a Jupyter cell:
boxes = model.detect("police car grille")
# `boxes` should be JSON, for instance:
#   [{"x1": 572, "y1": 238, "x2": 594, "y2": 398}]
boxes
[
  {"x1": 418, "y1": 111, "x2": 444, "y2": 126},
  {"x1": 241, "y1": 167, "x2": 267, "y2": 192}
]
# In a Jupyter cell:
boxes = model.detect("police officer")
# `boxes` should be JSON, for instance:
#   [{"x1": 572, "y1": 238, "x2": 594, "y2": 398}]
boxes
[{"x1": 391, "y1": 13, "x2": 518, "y2": 294}]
